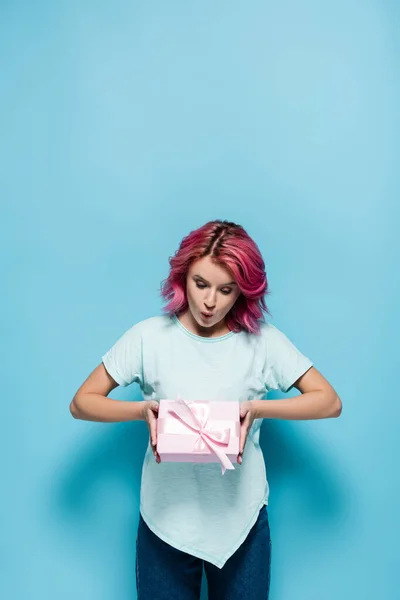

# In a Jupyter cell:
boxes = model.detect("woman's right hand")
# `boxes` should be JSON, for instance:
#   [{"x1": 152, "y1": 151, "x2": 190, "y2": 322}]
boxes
[{"x1": 141, "y1": 400, "x2": 161, "y2": 463}]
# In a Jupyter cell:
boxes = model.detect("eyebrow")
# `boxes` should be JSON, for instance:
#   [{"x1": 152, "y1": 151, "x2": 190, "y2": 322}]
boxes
[{"x1": 193, "y1": 274, "x2": 237, "y2": 286}]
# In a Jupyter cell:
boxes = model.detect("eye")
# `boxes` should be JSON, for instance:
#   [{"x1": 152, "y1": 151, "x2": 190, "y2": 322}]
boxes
[
  {"x1": 196, "y1": 281, "x2": 232, "y2": 296},
  {"x1": 195, "y1": 281, "x2": 232, "y2": 295}
]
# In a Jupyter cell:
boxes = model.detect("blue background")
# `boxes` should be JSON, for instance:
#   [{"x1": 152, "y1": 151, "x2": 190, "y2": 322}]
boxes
[{"x1": 2, "y1": 1, "x2": 398, "y2": 599}]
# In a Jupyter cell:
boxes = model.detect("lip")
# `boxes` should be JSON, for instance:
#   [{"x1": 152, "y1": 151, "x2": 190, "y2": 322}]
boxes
[{"x1": 201, "y1": 312, "x2": 214, "y2": 318}]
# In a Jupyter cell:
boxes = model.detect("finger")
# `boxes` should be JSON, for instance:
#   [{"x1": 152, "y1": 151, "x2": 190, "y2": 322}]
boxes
[
  {"x1": 239, "y1": 426, "x2": 246, "y2": 454},
  {"x1": 239, "y1": 417, "x2": 250, "y2": 453},
  {"x1": 150, "y1": 422, "x2": 157, "y2": 448},
  {"x1": 240, "y1": 430, "x2": 248, "y2": 452},
  {"x1": 149, "y1": 410, "x2": 159, "y2": 442},
  {"x1": 148, "y1": 419, "x2": 160, "y2": 462},
  {"x1": 151, "y1": 441, "x2": 160, "y2": 462},
  {"x1": 237, "y1": 446, "x2": 245, "y2": 464},
  {"x1": 238, "y1": 434, "x2": 248, "y2": 462},
  {"x1": 240, "y1": 403, "x2": 249, "y2": 419},
  {"x1": 238, "y1": 405, "x2": 248, "y2": 463},
  {"x1": 149, "y1": 401, "x2": 159, "y2": 413},
  {"x1": 150, "y1": 438, "x2": 160, "y2": 462}
]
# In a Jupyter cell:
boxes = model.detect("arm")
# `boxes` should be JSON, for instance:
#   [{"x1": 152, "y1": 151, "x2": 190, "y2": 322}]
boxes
[
  {"x1": 252, "y1": 366, "x2": 342, "y2": 420},
  {"x1": 70, "y1": 363, "x2": 148, "y2": 422}
]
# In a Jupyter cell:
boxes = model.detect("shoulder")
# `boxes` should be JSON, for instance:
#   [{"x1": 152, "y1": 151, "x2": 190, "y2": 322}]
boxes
[
  {"x1": 258, "y1": 320, "x2": 278, "y2": 334},
  {"x1": 237, "y1": 320, "x2": 282, "y2": 353},
  {"x1": 254, "y1": 320, "x2": 299, "y2": 352},
  {"x1": 123, "y1": 314, "x2": 173, "y2": 338},
  {"x1": 256, "y1": 320, "x2": 283, "y2": 341}
]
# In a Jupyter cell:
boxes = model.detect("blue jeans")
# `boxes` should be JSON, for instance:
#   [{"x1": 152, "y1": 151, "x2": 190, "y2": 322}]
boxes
[{"x1": 135, "y1": 504, "x2": 272, "y2": 600}]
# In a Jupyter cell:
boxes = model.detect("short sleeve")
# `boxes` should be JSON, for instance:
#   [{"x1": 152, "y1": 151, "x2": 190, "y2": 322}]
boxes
[
  {"x1": 262, "y1": 323, "x2": 313, "y2": 393},
  {"x1": 101, "y1": 322, "x2": 144, "y2": 388}
]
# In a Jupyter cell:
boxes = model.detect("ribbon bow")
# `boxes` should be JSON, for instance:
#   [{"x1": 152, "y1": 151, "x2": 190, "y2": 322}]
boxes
[{"x1": 167, "y1": 395, "x2": 235, "y2": 475}]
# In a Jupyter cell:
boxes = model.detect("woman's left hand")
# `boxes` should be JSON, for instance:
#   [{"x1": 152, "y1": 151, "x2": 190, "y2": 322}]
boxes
[{"x1": 238, "y1": 400, "x2": 257, "y2": 465}]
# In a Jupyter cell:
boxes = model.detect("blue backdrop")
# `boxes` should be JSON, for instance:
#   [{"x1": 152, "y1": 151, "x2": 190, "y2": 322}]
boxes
[{"x1": 2, "y1": 1, "x2": 398, "y2": 599}]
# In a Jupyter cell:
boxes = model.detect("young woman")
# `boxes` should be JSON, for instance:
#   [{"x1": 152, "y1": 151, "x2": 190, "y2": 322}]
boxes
[{"x1": 70, "y1": 220, "x2": 342, "y2": 600}]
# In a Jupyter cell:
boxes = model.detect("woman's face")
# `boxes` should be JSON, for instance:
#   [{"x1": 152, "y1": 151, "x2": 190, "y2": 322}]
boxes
[{"x1": 183, "y1": 255, "x2": 241, "y2": 335}]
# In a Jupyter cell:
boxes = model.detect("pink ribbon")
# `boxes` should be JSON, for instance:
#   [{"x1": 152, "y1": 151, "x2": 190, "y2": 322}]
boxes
[{"x1": 164, "y1": 396, "x2": 236, "y2": 475}]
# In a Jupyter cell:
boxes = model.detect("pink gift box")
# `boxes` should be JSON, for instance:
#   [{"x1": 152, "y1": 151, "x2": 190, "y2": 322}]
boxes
[{"x1": 156, "y1": 397, "x2": 240, "y2": 474}]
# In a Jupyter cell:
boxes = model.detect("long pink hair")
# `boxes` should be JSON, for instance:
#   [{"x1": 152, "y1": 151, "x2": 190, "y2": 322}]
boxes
[{"x1": 159, "y1": 220, "x2": 271, "y2": 335}]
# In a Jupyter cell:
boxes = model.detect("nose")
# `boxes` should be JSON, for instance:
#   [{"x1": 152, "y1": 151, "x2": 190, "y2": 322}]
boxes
[
  {"x1": 204, "y1": 288, "x2": 217, "y2": 310},
  {"x1": 204, "y1": 296, "x2": 216, "y2": 311}
]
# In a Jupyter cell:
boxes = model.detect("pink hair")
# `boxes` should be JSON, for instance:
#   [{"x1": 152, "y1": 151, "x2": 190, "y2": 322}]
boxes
[{"x1": 159, "y1": 220, "x2": 271, "y2": 335}]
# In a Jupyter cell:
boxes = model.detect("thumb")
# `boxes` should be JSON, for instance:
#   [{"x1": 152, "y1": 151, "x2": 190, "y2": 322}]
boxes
[
  {"x1": 240, "y1": 404, "x2": 248, "y2": 418},
  {"x1": 149, "y1": 401, "x2": 159, "y2": 412}
]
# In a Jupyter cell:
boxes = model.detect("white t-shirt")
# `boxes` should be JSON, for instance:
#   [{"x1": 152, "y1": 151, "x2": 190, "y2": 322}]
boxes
[{"x1": 102, "y1": 313, "x2": 313, "y2": 568}]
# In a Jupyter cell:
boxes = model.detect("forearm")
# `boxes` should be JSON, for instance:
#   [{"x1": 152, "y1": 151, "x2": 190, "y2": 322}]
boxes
[
  {"x1": 70, "y1": 393, "x2": 147, "y2": 422},
  {"x1": 253, "y1": 391, "x2": 342, "y2": 420}
]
